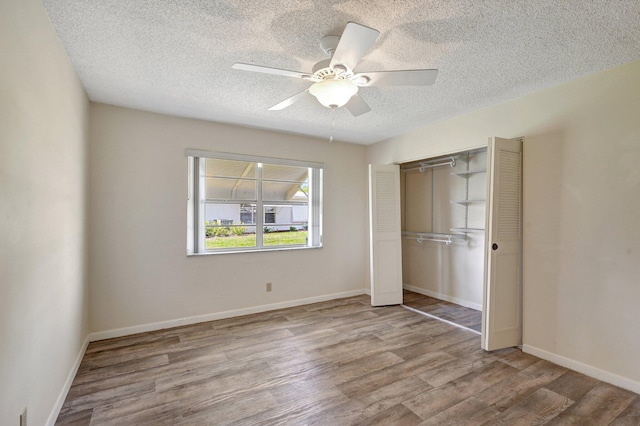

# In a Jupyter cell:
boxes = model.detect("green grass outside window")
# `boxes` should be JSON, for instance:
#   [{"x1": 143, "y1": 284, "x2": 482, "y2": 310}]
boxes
[{"x1": 205, "y1": 230, "x2": 308, "y2": 249}]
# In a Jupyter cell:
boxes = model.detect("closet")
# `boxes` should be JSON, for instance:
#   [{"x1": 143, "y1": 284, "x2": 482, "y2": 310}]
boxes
[
  {"x1": 400, "y1": 148, "x2": 487, "y2": 330},
  {"x1": 369, "y1": 137, "x2": 524, "y2": 351}
]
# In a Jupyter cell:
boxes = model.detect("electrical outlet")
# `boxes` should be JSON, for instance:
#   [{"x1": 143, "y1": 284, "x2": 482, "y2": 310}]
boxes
[
  {"x1": 20, "y1": 407, "x2": 27, "y2": 426},
  {"x1": 266, "y1": 282, "x2": 272, "y2": 292}
]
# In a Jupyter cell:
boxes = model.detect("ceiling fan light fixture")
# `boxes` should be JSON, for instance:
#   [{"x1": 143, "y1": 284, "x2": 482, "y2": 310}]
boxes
[{"x1": 309, "y1": 78, "x2": 358, "y2": 108}]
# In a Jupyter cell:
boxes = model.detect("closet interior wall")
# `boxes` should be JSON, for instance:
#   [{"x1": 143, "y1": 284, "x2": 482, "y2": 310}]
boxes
[{"x1": 400, "y1": 149, "x2": 487, "y2": 310}]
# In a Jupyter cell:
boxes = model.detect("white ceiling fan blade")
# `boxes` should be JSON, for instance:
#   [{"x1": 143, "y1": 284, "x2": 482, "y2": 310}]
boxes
[
  {"x1": 232, "y1": 63, "x2": 314, "y2": 80},
  {"x1": 268, "y1": 89, "x2": 310, "y2": 111},
  {"x1": 356, "y1": 69, "x2": 438, "y2": 86},
  {"x1": 345, "y1": 94, "x2": 371, "y2": 117},
  {"x1": 330, "y1": 22, "x2": 380, "y2": 71}
]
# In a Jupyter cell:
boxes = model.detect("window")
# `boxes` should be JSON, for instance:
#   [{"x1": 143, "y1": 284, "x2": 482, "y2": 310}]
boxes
[
  {"x1": 187, "y1": 150, "x2": 323, "y2": 254},
  {"x1": 264, "y1": 206, "x2": 276, "y2": 224}
]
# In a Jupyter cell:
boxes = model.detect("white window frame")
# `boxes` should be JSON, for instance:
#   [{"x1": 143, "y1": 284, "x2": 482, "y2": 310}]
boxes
[{"x1": 186, "y1": 149, "x2": 323, "y2": 255}]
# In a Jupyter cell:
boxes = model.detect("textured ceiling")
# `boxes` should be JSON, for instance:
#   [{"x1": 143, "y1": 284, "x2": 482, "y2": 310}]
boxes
[{"x1": 41, "y1": 0, "x2": 640, "y2": 145}]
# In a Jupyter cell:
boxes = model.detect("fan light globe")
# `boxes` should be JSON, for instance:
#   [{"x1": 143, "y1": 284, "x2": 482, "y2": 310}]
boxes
[{"x1": 309, "y1": 79, "x2": 358, "y2": 108}]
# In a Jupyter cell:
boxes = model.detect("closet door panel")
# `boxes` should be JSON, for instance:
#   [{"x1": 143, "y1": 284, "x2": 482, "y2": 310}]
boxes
[
  {"x1": 482, "y1": 137, "x2": 523, "y2": 351},
  {"x1": 369, "y1": 164, "x2": 403, "y2": 306}
]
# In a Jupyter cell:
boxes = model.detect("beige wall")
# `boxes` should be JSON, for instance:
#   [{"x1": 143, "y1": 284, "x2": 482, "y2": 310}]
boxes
[
  {"x1": 88, "y1": 104, "x2": 369, "y2": 333},
  {"x1": 368, "y1": 60, "x2": 640, "y2": 391},
  {"x1": 0, "y1": 0, "x2": 90, "y2": 424}
]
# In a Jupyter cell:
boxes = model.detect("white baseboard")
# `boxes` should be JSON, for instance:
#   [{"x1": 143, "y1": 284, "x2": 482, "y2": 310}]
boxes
[
  {"x1": 89, "y1": 289, "x2": 367, "y2": 342},
  {"x1": 403, "y1": 284, "x2": 482, "y2": 311},
  {"x1": 46, "y1": 335, "x2": 90, "y2": 426},
  {"x1": 522, "y1": 344, "x2": 640, "y2": 394}
]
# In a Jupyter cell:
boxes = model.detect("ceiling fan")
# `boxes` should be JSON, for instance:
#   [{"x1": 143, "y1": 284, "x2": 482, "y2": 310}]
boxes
[{"x1": 232, "y1": 22, "x2": 438, "y2": 117}]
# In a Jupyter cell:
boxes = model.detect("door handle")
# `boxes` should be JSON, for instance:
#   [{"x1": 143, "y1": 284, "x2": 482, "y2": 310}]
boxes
[{"x1": 492, "y1": 243, "x2": 498, "y2": 251}]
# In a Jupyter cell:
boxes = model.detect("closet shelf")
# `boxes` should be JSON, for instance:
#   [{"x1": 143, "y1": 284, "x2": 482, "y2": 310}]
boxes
[
  {"x1": 450, "y1": 199, "x2": 486, "y2": 205},
  {"x1": 451, "y1": 170, "x2": 486, "y2": 178}
]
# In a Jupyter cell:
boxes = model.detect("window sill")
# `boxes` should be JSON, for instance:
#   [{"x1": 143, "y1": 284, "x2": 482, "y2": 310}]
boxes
[{"x1": 187, "y1": 245, "x2": 322, "y2": 256}]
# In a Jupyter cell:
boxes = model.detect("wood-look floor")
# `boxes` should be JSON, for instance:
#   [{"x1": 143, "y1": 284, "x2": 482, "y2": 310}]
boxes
[{"x1": 56, "y1": 291, "x2": 639, "y2": 425}]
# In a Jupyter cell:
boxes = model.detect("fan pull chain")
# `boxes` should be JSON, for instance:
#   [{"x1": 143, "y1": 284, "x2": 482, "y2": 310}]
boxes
[{"x1": 329, "y1": 106, "x2": 336, "y2": 143}]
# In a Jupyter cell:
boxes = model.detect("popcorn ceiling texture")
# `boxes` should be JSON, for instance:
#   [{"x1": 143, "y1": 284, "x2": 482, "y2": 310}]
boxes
[{"x1": 41, "y1": 0, "x2": 640, "y2": 144}]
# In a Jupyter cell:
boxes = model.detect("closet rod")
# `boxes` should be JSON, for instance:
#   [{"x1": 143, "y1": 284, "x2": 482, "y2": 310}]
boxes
[
  {"x1": 402, "y1": 231, "x2": 466, "y2": 246},
  {"x1": 403, "y1": 235, "x2": 454, "y2": 245},
  {"x1": 401, "y1": 157, "x2": 457, "y2": 173}
]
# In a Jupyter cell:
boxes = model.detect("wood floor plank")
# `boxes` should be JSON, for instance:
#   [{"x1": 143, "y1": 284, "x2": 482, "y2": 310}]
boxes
[
  {"x1": 302, "y1": 295, "x2": 368, "y2": 311},
  {"x1": 207, "y1": 310, "x2": 283, "y2": 330},
  {"x1": 67, "y1": 347, "x2": 260, "y2": 403},
  {"x1": 182, "y1": 327, "x2": 294, "y2": 353},
  {"x1": 267, "y1": 374, "x2": 345, "y2": 407},
  {"x1": 543, "y1": 369, "x2": 600, "y2": 401},
  {"x1": 440, "y1": 334, "x2": 486, "y2": 357},
  {"x1": 545, "y1": 382, "x2": 636, "y2": 425},
  {"x1": 175, "y1": 317, "x2": 288, "y2": 344},
  {"x1": 73, "y1": 354, "x2": 169, "y2": 386},
  {"x1": 80, "y1": 336, "x2": 181, "y2": 367},
  {"x1": 154, "y1": 360, "x2": 274, "y2": 393},
  {"x1": 417, "y1": 349, "x2": 499, "y2": 388},
  {"x1": 165, "y1": 343, "x2": 228, "y2": 364},
  {"x1": 322, "y1": 351, "x2": 405, "y2": 385},
  {"x1": 386, "y1": 310, "x2": 440, "y2": 328},
  {"x1": 331, "y1": 315, "x2": 396, "y2": 336},
  {"x1": 310, "y1": 301, "x2": 374, "y2": 318},
  {"x1": 89, "y1": 390, "x2": 184, "y2": 423},
  {"x1": 475, "y1": 360, "x2": 568, "y2": 411},
  {"x1": 307, "y1": 335, "x2": 392, "y2": 366},
  {"x1": 302, "y1": 379, "x2": 432, "y2": 426},
  {"x1": 265, "y1": 347, "x2": 334, "y2": 377},
  {"x1": 497, "y1": 349, "x2": 542, "y2": 370},
  {"x1": 374, "y1": 318, "x2": 452, "y2": 342},
  {"x1": 285, "y1": 310, "x2": 379, "y2": 336},
  {"x1": 351, "y1": 376, "x2": 434, "y2": 422},
  {"x1": 391, "y1": 328, "x2": 476, "y2": 360},
  {"x1": 91, "y1": 400, "x2": 183, "y2": 426},
  {"x1": 54, "y1": 408, "x2": 93, "y2": 426},
  {"x1": 358, "y1": 403, "x2": 423, "y2": 426},
  {"x1": 235, "y1": 389, "x2": 355, "y2": 426},
  {"x1": 610, "y1": 395, "x2": 640, "y2": 425},
  {"x1": 404, "y1": 361, "x2": 519, "y2": 420},
  {"x1": 55, "y1": 291, "x2": 639, "y2": 425},
  {"x1": 417, "y1": 396, "x2": 500, "y2": 426},
  {"x1": 178, "y1": 389, "x2": 277, "y2": 425},
  {"x1": 58, "y1": 380, "x2": 156, "y2": 417},
  {"x1": 292, "y1": 400, "x2": 368, "y2": 426},
  {"x1": 83, "y1": 332, "x2": 164, "y2": 354},
  {"x1": 337, "y1": 350, "x2": 455, "y2": 398},
  {"x1": 483, "y1": 387, "x2": 574, "y2": 425}
]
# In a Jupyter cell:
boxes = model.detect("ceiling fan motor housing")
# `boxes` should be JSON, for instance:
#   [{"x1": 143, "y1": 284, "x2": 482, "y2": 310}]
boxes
[{"x1": 312, "y1": 59, "x2": 353, "y2": 80}]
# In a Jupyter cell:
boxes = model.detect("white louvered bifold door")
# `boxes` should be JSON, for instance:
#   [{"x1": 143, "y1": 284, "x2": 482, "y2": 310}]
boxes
[
  {"x1": 369, "y1": 164, "x2": 403, "y2": 306},
  {"x1": 482, "y1": 137, "x2": 523, "y2": 351}
]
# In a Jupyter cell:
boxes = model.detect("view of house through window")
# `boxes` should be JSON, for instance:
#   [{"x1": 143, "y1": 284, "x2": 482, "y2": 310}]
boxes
[{"x1": 187, "y1": 150, "x2": 323, "y2": 254}]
